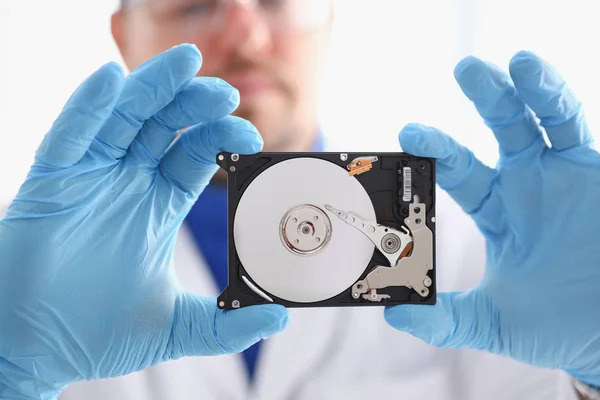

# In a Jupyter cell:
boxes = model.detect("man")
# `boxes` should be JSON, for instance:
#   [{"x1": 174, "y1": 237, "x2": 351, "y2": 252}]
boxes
[
  {"x1": 0, "y1": 1, "x2": 598, "y2": 399},
  {"x1": 54, "y1": 0, "x2": 587, "y2": 399}
]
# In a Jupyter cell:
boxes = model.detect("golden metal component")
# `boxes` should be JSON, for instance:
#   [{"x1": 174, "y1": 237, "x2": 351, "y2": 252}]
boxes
[
  {"x1": 347, "y1": 156, "x2": 378, "y2": 176},
  {"x1": 400, "y1": 241, "x2": 413, "y2": 259}
]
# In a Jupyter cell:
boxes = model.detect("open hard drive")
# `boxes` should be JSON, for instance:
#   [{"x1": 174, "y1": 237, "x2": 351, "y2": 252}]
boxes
[{"x1": 216, "y1": 152, "x2": 436, "y2": 310}]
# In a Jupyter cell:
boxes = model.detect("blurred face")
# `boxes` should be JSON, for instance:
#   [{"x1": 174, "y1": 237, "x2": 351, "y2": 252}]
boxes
[{"x1": 112, "y1": 0, "x2": 333, "y2": 151}]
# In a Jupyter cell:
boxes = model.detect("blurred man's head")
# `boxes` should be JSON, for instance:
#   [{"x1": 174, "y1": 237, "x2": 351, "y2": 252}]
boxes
[{"x1": 112, "y1": 0, "x2": 334, "y2": 151}]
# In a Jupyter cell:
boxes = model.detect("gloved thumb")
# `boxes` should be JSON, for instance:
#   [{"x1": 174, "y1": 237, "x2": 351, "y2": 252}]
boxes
[
  {"x1": 166, "y1": 293, "x2": 290, "y2": 360},
  {"x1": 384, "y1": 290, "x2": 497, "y2": 352}
]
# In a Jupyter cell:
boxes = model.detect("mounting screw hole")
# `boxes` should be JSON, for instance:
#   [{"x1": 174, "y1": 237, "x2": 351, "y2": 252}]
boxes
[
  {"x1": 414, "y1": 207, "x2": 421, "y2": 214},
  {"x1": 415, "y1": 218, "x2": 422, "y2": 224}
]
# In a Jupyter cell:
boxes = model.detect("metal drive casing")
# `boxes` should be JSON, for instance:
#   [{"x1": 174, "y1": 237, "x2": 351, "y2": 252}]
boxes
[{"x1": 216, "y1": 152, "x2": 436, "y2": 310}]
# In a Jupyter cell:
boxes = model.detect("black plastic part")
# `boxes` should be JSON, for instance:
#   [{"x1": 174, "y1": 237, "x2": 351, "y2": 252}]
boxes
[{"x1": 216, "y1": 152, "x2": 436, "y2": 310}]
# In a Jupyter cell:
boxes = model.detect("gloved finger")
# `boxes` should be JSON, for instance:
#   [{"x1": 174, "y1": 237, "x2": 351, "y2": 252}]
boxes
[
  {"x1": 454, "y1": 56, "x2": 544, "y2": 156},
  {"x1": 160, "y1": 116, "x2": 263, "y2": 199},
  {"x1": 384, "y1": 290, "x2": 498, "y2": 352},
  {"x1": 94, "y1": 44, "x2": 202, "y2": 159},
  {"x1": 166, "y1": 294, "x2": 289, "y2": 359},
  {"x1": 34, "y1": 62, "x2": 125, "y2": 168},
  {"x1": 399, "y1": 123, "x2": 502, "y2": 233},
  {"x1": 129, "y1": 77, "x2": 240, "y2": 163},
  {"x1": 509, "y1": 50, "x2": 593, "y2": 151}
]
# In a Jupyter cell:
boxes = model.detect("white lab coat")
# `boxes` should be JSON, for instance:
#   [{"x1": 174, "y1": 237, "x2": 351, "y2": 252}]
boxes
[{"x1": 54, "y1": 187, "x2": 580, "y2": 400}]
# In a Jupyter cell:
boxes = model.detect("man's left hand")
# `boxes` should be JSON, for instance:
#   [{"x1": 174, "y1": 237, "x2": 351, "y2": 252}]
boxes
[{"x1": 385, "y1": 51, "x2": 600, "y2": 388}]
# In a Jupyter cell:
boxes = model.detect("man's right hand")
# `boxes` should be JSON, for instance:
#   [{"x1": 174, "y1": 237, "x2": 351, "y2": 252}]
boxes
[{"x1": 0, "y1": 44, "x2": 289, "y2": 400}]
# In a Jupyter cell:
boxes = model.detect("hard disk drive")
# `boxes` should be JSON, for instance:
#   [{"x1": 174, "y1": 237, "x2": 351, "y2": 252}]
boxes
[{"x1": 216, "y1": 152, "x2": 436, "y2": 310}]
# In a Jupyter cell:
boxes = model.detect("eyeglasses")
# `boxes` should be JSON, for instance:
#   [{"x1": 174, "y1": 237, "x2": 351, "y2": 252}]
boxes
[{"x1": 125, "y1": 0, "x2": 333, "y2": 35}]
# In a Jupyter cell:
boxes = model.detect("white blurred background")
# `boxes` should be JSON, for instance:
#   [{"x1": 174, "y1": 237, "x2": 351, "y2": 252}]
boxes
[{"x1": 1, "y1": 0, "x2": 599, "y2": 204}]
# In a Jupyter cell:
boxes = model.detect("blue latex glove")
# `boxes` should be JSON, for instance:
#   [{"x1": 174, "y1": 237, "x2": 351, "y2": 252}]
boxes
[
  {"x1": 0, "y1": 44, "x2": 289, "y2": 399},
  {"x1": 385, "y1": 51, "x2": 600, "y2": 387}
]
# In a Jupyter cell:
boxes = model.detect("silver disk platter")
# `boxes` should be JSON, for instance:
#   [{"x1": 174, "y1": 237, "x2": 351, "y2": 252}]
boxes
[{"x1": 216, "y1": 152, "x2": 436, "y2": 310}]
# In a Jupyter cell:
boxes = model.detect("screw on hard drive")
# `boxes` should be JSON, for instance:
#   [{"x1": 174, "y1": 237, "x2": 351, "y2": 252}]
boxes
[
  {"x1": 423, "y1": 277, "x2": 432, "y2": 287},
  {"x1": 219, "y1": 301, "x2": 225, "y2": 307},
  {"x1": 230, "y1": 166, "x2": 236, "y2": 172},
  {"x1": 232, "y1": 300, "x2": 240, "y2": 308},
  {"x1": 218, "y1": 154, "x2": 225, "y2": 161},
  {"x1": 231, "y1": 154, "x2": 239, "y2": 161},
  {"x1": 340, "y1": 154, "x2": 348, "y2": 161}
]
